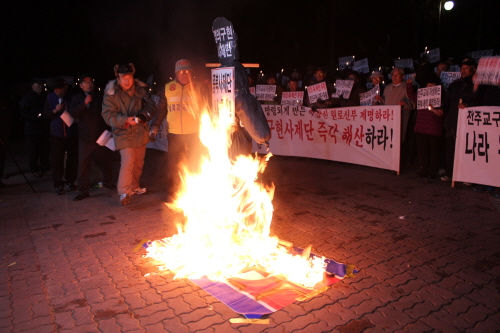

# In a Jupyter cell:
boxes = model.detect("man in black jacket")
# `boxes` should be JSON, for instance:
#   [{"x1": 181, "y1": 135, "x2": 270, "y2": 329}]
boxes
[
  {"x1": 19, "y1": 78, "x2": 50, "y2": 178},
  {"x1": 69, "y1": 74, "x2": 115, "y2": 201},
  {"x1": 440, "y1": 58, "x2": 477, "y2": 181}
]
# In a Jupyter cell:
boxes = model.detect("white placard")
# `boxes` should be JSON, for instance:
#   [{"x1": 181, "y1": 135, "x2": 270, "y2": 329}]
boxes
[
  {"x1": 96, "y1": 130, "x2": 116, "y2": 151},
  {"x1": 281, "y1": 91, "x2": 304, "y2": 106},
  {"x1": 253, "y1": 105, "x2": 401, "y2": 173},
  {"x1": 420, "y1": 48, "x2": 441, "y2": 63},
  {"x1": 307, "y1": 82, "x2": 329, "y2": 104},
  {"x1": 417, "y1": 85, "x2": 442, "y2": 109},
  {"x1": 475, "y1": 56, "x2": 500, "y2": 86},
  {"x1": 352, "y1": 58, "x2": 370, "y2": 74},
  {"x1": 453, "y1": 106, "x2": 500, "y2": 187},
  {"x1": 211, "y1": 67, "x2": 235, "y2": 126},
  {"x1": 440, "y1": 72, "x2": 461, "y2": 91},
  {"x1": 360, "y1": 84, "x2": 380, "y2": 106},
  {"x1": 339, "y1": 56, "x2": 355, "y2": 70},
  {"x1": 331, "y1": 80, "x2": 354, "y2": 99},
  {"x1": 256, "y1": 84, "x2": 276, "y2": 101},
  {"x1": 394, "y1": 58, "x2": 414, "y2": 71},
  {"x1": 60, "y1": 110, "x2": 74, "y2": 127}
]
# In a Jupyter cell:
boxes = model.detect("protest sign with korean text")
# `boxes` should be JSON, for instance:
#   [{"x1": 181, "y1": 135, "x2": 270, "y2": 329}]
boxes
[
  {"x1": 256, "y1": 84, "x2": 276, "y2": 101},
  {"x1": 420, "y1": 48, "x2": 440, "y2": 64},
  {"x1": 281, "y1": 91, "x2": 304, "y2": 106},
  {"x1": 453, "y1": 106, "x2": 500, "y2": 187},
  {"x1": 440, "y1": 72, "x2": 461, "y2": 91},
  {"x1": 417, "y1": 85, "x2": 441, "y2": 109},
  {"x1": 211, "y1": 67, "x2": 235, "y2": 126},
  {"x1": 331, "y1": 80, "x2": 354, "y2": 99},
  {"x1": 394, "y1": 58, "x2": 414, "y2": 71},
  {"x1": 475, "y1": 56, "x2": 500, "y2": 86},
  {"x1": 360, "y1": 84, "x2": 380, "y2": 106},
  {"x1": 253, "y1": 105, "x2": 401, "y2": 173},
  {"x1": 307, "y1": 82, "x2": 329, "y2": 104},
  {"x1": 471, "y1": 49, "x2": 494, "y2": 61},
  {"x1": 339, "y1": 56, "x2": 355, "y2": 70},
  {"x1": 353, "y1": 58, "x2": 369, "y2": 74}
]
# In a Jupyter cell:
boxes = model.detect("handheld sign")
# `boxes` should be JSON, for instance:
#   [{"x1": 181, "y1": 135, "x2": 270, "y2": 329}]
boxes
[
  {"x1": 256, "y1": 84, "x2": 276, "y2": 101},
  {"x1": 339, "y1": 56, "x2": 355, "y2": 70},
  {"x1": 417, "y1": 85, "x2": 442, "y2": 109},
  {"x1": 475, "y1": 56, "x2": 500, "y2": 86},
  {"x1": 307, "y1": 82, "x2": 329, "y2": 104},
  {"x1": 281, "y1": 91, "x2": 304, "y2": 106},
  {"x1": 331, "y1": 80, "x2": 354, "y2": 99},
  {"x1": 360, "y1": 84, "x2": 380, "y2": 106},
  {"x1": 394, "y1": 58, "x2": 414, "y2": 71},
  {"x1": 352, "y1": 58, "x2": 369, "y2": 74},
  {"x1": 440, "y1": 72, "x2": 461, "y2": 91}
]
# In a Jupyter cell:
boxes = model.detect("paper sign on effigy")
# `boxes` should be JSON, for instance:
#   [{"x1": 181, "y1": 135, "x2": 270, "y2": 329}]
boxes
[
  {"x1": 394, "y1": 58, "x2": 414, "y2": 71},
  {"x1": 417, "y1": 85, "x2": 441, "y2": 109},
  {"x1": 352, "y1": 58, "x2": 369, "y2": 74},
  {"x1": 281, "y1": 91, "x2": 304, "y2": 106},
  {"x1": 360, "y1": 84, "x2": 380, "y2": 106},
  {"x1": 211, "y1": 67, "x2": 235, "y2": 126},
  {"x1": 307, "y1": 82, "x2": 329, "y2": 104},
  {"x1": 475, "y1": 56, "x2": 500, "y2": 86},
  {"x1": 339, "y1": 56, "x2": 355, "y2": 70},
  {"x1": 331, "y1": 80, "x2": 354, "y2": 99},
  {"x1": 440, "y1": 72, "x2": 462, "y2": 91},
  {"x1": 256, "y1": 84, "x2": 276, "y2": 101}
]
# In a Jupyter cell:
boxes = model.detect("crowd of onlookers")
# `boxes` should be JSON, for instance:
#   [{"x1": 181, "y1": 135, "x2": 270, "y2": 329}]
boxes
[{"x1": 0, "y1": 51, "x2": 499, "y2": 201}]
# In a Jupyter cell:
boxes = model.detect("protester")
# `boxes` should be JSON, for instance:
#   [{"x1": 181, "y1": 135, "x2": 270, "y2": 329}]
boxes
[
  {"x1": 262, "y1": 76, "x2": 283, "y2": 105},
  {"x1": 339, "y1": 70, "x2": 366, "y2": 107},
  {"x1": 306, "y1": 67, "x2": 335, "y2": 108},
  {"x1": 102, "y1": 63, "x2": 156, "y2": 205},
  {"x1": 152, "y1": 59, "x2": 204, "y2": 199},
  {"x1": 369, "y1": 70, "x2": 385, "y2": 100},
  {"x1": 19, "y1": 78, "x2": 50, "y2": 178},
  {"x1": 435, "y1": 61, "x2": 450, "y2": 79},
  {"x1": 287, "y1": 78, "x2": 301, "y2": 92},
  {"x1": 439, "y1": 58, "x2": 476, "y2": 182},
  {"x1": 43, "y1": 77, "x2": 78, "y2": 195},
  {"x1": 69, "y1": 74, "x2": 115, "y2": 201},
  {"x1": 407, "y1": 75, "x2": 444, "y2": 178}
]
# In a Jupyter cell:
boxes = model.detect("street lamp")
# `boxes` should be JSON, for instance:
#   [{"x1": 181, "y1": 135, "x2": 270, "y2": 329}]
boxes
[{"x1": 438, "y1": 0, "x2": 454, "y2": 46}]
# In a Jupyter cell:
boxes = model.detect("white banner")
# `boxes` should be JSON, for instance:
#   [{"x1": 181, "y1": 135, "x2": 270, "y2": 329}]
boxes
[
  {"x1": 353, "y1": 58, "x2": 369, "y2": 74},
  {"x1": 339, "y1": 56, "x2": 355, "y2": 70},
  {"x1": 394, "y1": 58, "x2": 414, "y2": 70},
  {"x1": 253, "y1": 105, "x2": 401, "y2": 172},
  {"x1": 256, "y1": 84, "x2": 276, "y2": 101},
  {"x1": 307, "y1": 82, "x2": 329, "y2": 104},
  {"x1": 332, "y1": 80, "x2": 354, "y2": 99},
  {"x1": 453, "y1": 106, "x2": 500, "y2": 187},
  {"x1": 281, "y1": 91, "x2": 304, "y2": 106},
  {"x1": 475, "y1": 56, "x2": 500, "y2": 86},
  {"x1": 440, "y1": 71, "x2": 461, "y2": 91},
  {"x1": 360, "y1": 84, "x2": 380, "y2": 106},
  {"x1": 417, "y1": 85, "x2": 442, "y2": 109},
  {"x1": 212, "y1": 67, "x2": 235, "y2": 126}
]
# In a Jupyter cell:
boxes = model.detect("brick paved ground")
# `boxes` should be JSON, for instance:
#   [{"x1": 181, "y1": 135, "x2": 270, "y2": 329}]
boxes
[{"x1": 1, "y1": 142, "x2": 499, "y2": 332}]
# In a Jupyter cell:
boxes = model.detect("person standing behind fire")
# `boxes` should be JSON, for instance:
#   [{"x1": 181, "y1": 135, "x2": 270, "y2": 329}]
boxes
[
  {"x1": 43, "y1": 77, "x2": 78, "y2": 195},
  {"x1": 151, "y1": 59, "x2": 203, "y2": 199},
  {"x1": 102, "y1": 64, "x2": 156, "y2": 206},
  {"x1": 69, "y1": 74, "x2": 116, "y2": 202}
]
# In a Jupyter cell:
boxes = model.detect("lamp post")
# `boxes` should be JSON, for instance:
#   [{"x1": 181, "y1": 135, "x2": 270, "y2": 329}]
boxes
[{"x1": 438, "y1": 0, "x2": 454, "y2": 46}]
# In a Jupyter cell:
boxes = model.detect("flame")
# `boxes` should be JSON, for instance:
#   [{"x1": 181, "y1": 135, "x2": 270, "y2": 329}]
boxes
[{"x1": 145, "y1": 106, "x2": 326, "y2": 288}]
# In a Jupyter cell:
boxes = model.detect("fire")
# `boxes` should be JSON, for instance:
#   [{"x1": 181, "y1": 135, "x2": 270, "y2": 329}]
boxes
[{"x1": 145, "y1": 107, "x2": 326, "y2": 289}]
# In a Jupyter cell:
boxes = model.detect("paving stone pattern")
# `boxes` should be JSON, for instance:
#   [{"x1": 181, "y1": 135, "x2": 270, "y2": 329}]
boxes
[{"x1": 1, "y1": 148, "x2": 500, "y2": 332}]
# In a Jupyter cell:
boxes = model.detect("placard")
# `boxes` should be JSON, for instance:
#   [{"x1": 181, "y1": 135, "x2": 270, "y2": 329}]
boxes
[
  {"x1": 307, "y1": 82, "x2": 329, "y2": 104},
  {"x1": 394, "y1": 58, "x2": 414, "y2": 71},
  {"x1": 475, "y1": 56, "x2": 500, "y2": 86},
  {"x1": 281, "y1": 91, "x2": 304, "y2": 106},
  {"x1": 256, "y1": 84, "x2": 276, "y2": 101},
  {"x1": 417, "y1": 85, "x2": 441, "y2": 109},
  {"x1": 352, "y1": 58, "x2": 369, "y2": 74},
  {"x1": 360, "y1": 84, "x2": 380, "y2": 106},
  {"x1": 440, "y1": 72, "x2": 461, "y2": 91},
  {"x1": 339, "y1": 56, "x2": 355, "y2": 70},
  {"x1": 331, "y1": 80, "x2": 354, "y2": 99},
  {"x1": 212, "y1": 67, "x2": 235, "y2": 126}
]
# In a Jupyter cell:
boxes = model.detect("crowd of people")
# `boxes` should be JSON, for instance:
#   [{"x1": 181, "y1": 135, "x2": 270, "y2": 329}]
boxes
[{"x1": 1, "y1": 52, "x2": 499, "y2": 202}]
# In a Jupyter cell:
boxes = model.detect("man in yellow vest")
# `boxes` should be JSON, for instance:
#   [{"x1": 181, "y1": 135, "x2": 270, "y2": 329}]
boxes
[{"x1": 152, "y1": 59, "x2": 203, "y2": 198}]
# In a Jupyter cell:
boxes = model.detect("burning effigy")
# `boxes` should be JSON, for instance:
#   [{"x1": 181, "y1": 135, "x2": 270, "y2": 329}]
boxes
[{"x1": 143, "y1": 17, "x2": 354, "y2": 321}]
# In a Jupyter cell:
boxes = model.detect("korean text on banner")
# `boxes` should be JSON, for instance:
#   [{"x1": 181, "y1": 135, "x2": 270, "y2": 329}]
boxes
[
  {"x1": 475, "y1": 56, "x2": 500, "y2": 86},
  {"x1": 453, "y1": 106, "x2": 500, "y2": 187},
  {"x1": 281, "y1": 91, "x2": 304, "y2": 106},
  {"x1": 307, "y1": 82, "x2": 329, "y2": 104},
  {"x1": 253, "y1": 105, "x2": 401, "y2": 173}
]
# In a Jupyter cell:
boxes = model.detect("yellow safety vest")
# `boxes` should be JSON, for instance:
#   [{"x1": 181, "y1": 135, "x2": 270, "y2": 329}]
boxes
[{"x1": 165, "y1": 80, "x2": 200, "y2": 134}]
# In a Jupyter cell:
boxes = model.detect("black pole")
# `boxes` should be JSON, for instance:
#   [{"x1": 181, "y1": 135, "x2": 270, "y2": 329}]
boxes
[{"x1": 0, "y1": 138, "x2": 36, "y2": 193}]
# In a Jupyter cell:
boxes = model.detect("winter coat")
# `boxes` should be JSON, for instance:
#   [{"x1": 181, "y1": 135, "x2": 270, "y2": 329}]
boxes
[
  {"x1": 101, "y1": 79, "x2": 155, "y2": 150},
  {"x1": 43, "y1": 92, "x2": 78, "y2": 138},
  {"x1": 69, "y1": 90, "x2": 110, "y2": 142},
  {"x1": 442, "y1": 75, "x2": 475, "y2": 138},
  {"x1": 19, "y1": 90, "x2": 49, "y2": 136}
]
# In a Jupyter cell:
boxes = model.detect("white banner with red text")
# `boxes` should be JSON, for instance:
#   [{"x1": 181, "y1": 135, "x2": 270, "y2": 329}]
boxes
[
  {"x1": 453, "y1": 106, "x2": 500, "y2": 187},
  {"x1": 253, "y1": 105, "x2": 401, "y2": 172}
]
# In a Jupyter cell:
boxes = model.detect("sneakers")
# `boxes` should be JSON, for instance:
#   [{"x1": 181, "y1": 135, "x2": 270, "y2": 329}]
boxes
[
  {"x1": 440, "y1": 176, "x2": 451, "y2": 182},
  {"x1": 132, "y1": 187, "x2": 147, "y2": 195},
  {"x1": 120, "y1": 193, "x2": 131, "y2": 205}
]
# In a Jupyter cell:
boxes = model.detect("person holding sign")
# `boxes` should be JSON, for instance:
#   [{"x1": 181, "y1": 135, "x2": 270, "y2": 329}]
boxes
[
  {"x1": 43, "y1": 77, "x2": 78, "y2": 195},
  {"x1": 306, "y1": 67, "x2": 335, "y2": 109},
  {"x1": 440, "y1": 58, "x2": 476, "y2": 181}
]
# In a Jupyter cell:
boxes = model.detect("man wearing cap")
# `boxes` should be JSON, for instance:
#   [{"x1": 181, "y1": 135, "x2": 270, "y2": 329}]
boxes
[
  {"x1": 19, "y1": 78, "x2": 50, "y2": 178},
  {"x1": 439, "y1": 58, "x2": 477, "y2": 181},
  {"x1": 152, "y1": 59, "x2": 203, "y2": 198},
  {"x1": 369, "y1": 71, "x2": 385, "y2": 103},
  {"x1": 102, "y1": 63, "x2": 156, "y2": 205},
  {"x1": 70, "y1": 74, "x2": 115, "y2": 201},
  {"x1": 43, "y1": 77, "x2": 78, "y2": 195}
]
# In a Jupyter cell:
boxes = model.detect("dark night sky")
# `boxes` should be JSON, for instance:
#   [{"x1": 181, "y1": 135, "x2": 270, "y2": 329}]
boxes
[{"x1": 1, "y1": 0, "x2": 499, "y2": 89}]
